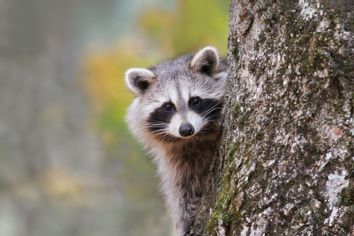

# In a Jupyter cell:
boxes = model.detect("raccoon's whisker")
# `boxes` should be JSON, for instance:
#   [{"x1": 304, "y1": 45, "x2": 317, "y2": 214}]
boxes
[
  {"x1": 148, "y1": 127, "x2": 171, "y2": 137},
  {"x1": 145, "y1": 124, "x2": 166, "y2": 129},
  {"x1": 146, "y1": 123, "x2": 165, "y2": 127},
  {"x1": 200, "y1": 103, "x2": 217, "y2": 116},
  {"x1": 135, "y1": 125, "x2": 163, "y2": 132},
  {"x1": 201, "y1": 105, "x2": 221, "y2": 118},
  {"x1": 148, "y1": 126, "x2": 164, "y2": 130},
  {"x1": 144, "y1": 124, "x2": 176, "y2": 142},
  {"x1": 201, "y1": 102, "x2": 221, "y2": 115},
  {"x1": 150, "y1": 130, "x2": 164, "y2": 135},
  {"x1": 202, "y1": 116, "x2": 218, "y2": 123},
  {"x1": 156, "y1": 131, "x2": 178, "y2": 143},
  {"x1": 151, "y1": 129, "x2": 168, "y2": 135},
  {"x1": 159, "y1": 133, "x2": 173, "y2": 143},
  {"x1": 133, "y1": 126, "x2": 167, "y2": 136},
  {"x1": 161, "y1": 135, "x2": 170, "y2": 143},
  {"x1": 202, "y1": 106, "x2": 220, "y2": 116}
]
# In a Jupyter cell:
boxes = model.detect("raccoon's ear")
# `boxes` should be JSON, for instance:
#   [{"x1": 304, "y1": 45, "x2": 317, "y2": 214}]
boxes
[
  {"x1": 125, "y1": 68, "x2": 155, "y2": 95},
  {"x1": 191, "y1": 46, "x2": 219, "y2": 75}
]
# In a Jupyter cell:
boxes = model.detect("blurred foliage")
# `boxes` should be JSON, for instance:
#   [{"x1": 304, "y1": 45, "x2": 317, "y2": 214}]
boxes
[
  {"x1": 139, "y1": 0, "x2": 229, "y2": 55},
  {"x1": 0, "y1": 0, "x2": 229, "y2": 235}
]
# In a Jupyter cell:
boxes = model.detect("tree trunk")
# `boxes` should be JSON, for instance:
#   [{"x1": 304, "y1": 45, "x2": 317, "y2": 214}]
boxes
[{"x1": 194, "y1": 0, "x2": 354, "y2": 235}]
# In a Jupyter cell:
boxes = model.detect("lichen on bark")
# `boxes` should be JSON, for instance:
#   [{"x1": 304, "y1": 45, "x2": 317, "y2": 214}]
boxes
[{"x1": 201, "y1": 0, "x2": 354, "y2": 235}]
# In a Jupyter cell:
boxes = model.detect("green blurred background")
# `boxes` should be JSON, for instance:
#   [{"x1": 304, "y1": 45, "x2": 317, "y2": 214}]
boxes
[{"x1": 0, "y1": 0, "x2": 228, "y2": 235}]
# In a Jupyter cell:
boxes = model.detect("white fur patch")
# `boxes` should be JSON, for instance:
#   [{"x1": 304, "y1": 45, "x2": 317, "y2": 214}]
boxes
[
  {"x1": 168, "y1": 114, "x2": 183, "y2": 138},
  {"x1": 168, "y1": 111, "x2": 204, "y2": 138},
  {"x1": 180, "y1": 82, "x2": 190, "y2": 105},
  {"x1": 186, "y1": 111, "x2": 204, "y2": 134},
  {"x1": 168, "y1": 86, "x2": 179, "y2": 105}
]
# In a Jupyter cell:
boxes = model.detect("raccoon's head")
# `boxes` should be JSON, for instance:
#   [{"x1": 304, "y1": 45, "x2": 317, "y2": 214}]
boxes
[{"x1": 125, "y1": 46, "x2": 227, "y2": 144}]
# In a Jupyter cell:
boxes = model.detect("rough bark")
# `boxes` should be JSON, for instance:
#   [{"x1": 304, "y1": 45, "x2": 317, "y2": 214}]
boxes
[{"x1": 194, "y1": 0, "x2": 354, "y2": 235}]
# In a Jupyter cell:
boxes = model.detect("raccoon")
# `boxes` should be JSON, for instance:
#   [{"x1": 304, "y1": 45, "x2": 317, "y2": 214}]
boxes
[{"x1": 125, "y1": 46, "x2": 227, "y2": 235}]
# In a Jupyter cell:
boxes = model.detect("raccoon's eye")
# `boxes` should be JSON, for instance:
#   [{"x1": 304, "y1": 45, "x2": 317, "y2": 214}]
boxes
[
  {"x1": 189, "y1": 97, "x2": 201, "y2": 106},
  {"x1": 163, "y1": 102, "x2": 174, "y2": 111}
]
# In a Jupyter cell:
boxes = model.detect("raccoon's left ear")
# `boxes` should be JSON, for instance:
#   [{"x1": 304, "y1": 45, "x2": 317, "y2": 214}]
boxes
[
  {"x1": 125, "y1": 68, "x2": 155, "y2": 95},
  {"x1": 191, "y1": 46, "x2": 219, "y2": 75}
]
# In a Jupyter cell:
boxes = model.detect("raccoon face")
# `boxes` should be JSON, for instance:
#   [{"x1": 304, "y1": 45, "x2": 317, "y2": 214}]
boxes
[{"x1": 125, "y1": 46, "x2": 227, "y2": 143}]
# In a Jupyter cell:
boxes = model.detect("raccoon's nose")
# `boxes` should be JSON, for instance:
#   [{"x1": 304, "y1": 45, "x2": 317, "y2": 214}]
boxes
[{"x1": 179, "y1": 123, "x2": 195, "y2": 137}]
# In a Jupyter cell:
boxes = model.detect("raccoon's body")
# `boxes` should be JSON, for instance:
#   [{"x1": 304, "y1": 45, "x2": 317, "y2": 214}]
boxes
[{"x1": 125, "y1": 46, "x2": 227, "y2": 235}]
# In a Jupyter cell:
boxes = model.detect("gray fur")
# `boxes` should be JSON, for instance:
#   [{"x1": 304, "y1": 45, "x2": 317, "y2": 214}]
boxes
[{"x1": 125, "y1": 46, "x2": 227, "y2": 236}]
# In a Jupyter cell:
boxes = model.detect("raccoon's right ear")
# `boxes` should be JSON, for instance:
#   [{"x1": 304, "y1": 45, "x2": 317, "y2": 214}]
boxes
[
  {"x1": 125, "y1": 68, "x2": 155, "y2": 95},
  {"x1": 191, "y1": 46, "x2": 219, "y2": 75}
]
